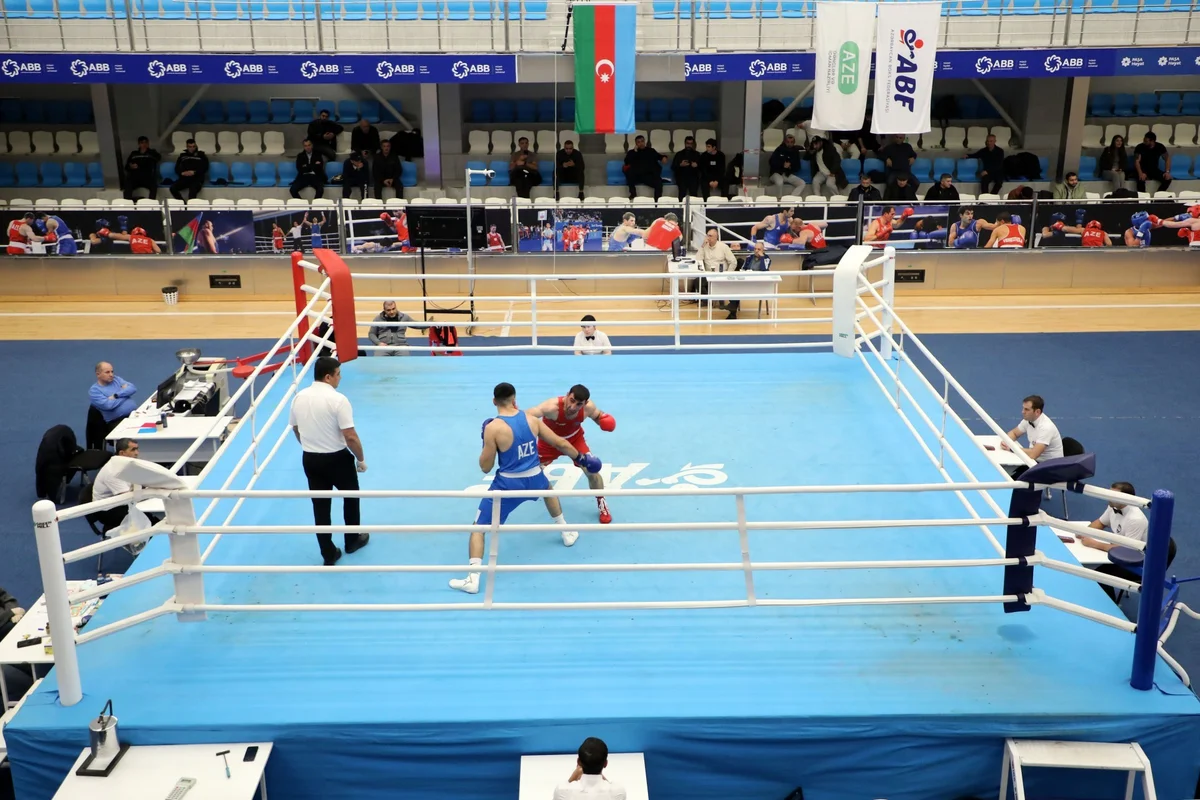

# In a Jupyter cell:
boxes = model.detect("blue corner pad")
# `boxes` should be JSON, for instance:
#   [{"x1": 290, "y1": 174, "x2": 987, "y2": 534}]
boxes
[{"x1": 1022, "y1": 452, "x2": 1096, "y2": 486}]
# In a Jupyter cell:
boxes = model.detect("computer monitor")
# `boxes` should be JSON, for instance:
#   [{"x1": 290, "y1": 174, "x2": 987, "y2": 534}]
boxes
[{"x1": 155, "y1": 373, "x2": 180, "y2": 409}]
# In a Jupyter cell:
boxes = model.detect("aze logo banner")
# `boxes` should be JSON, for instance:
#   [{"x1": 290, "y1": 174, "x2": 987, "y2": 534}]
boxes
[{"x1": 812, "y1": 1, "x2": 876, "y2": 133}]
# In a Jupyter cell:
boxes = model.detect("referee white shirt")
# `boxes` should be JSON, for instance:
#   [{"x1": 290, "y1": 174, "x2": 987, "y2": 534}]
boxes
[
  {"x1": 290, "y1": 381, "x2": 353, "y2": 453},
  {"x1": 574, "y1": 330, "x2": 612, "y2": 355},
  {"x1": 1097, "y1": 504, "x2": 1149, "y2": 543},
  {"x1": 553, "y1": 774, "x2": 627, "y2": 799},
  {"x1": 1017, "y1": 414, "x2": 1063, "y2": 461}
]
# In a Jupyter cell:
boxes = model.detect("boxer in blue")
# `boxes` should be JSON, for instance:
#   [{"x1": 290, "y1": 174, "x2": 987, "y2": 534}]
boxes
[{"x1": 948, "y1": 207, "x2": 981, "y2": 249}]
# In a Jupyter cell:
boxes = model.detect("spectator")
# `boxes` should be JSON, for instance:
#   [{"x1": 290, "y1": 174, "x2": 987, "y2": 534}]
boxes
[
  {"x1": 291, "y1": 139, "x2": 327, "y2": 200},
  {"x1": 92, "y1": 438, "x2": 160, "y2": 549},
  {"x1": 553, "y1": 737, "x2": 626, "y2": 800},
  {"x1": 1, "y1": 586, "x2": 33, "y2": 702},
  {"x1": 726, "y1": 241, "x2": 770, "y2": 320},
  {"x1": 700, "y1": 138, "x2": 726, "y2": 199},
  {"x1": 306, "y1": 109, "x2": 343, "y2": 164},
  {"x1": 624, "y1": 134, "x2": 667, "y2": 201},
  {"x1": 350, "y1": 117, "x2": 380, "y2": 160},
  {"x1": 507, "y1": 136, "x2": 540, "y2": 199},
  {"x1": 574, "y1": 315, "x2": 612, "y2": 356},
  {"x1": 1134, "y1": 131, "x2": 1171, "y2": 193},
  {"x1": 1053, "y1": 171, "x2": 1086, "y2": 200},
  {"x1": 970, "y1": 133, "x2": 1005, "y2": 195},
  {"x1": 1006, "y1": 185, "x2": 1034, "y2": 201},
  {"x1": 924, "y1": 173, "x2": 960, "y2": 202},
  {"x1": 879, "y1": 134, "x2": 917, "y2": 187},
  {"x1": 672, "y1": 135, "x2": 703, "y2": 199},
  {"x1": 1099, "y1": 134, "x2": 1127, "y2": 193},
  {"x1": 1079, "y1": 481, "x2": 1150, "y2": 601},
  {"x1": 90, "y1": 361, "x2": 138, "y2": 425},
  {"x1": 768, "y1": 132, "x2": 805, "y2": 197},
  {"x1": 698, "y1": 227, "x2": 736, "y2": 273},
  {"x1": 341, "y1": 152, "x2": 370, "y2": 200},
  {"x1": 883, "y1": 173, "x2": 917, "y2": 202},
  {"x1": 368, "y1": 300, "x2": 418, "y2": 356},
  {"x1": 123, "y1": 135, "x2": 161, "y2": 201},
  {"x1": 827, "y1": 129, "x2": 863, "y2": 160},
  {"x1": 809, "y1": 135, "x2": 847, "y2": 197},
  {"x1": 373, "y1": 140, "x2": 402, "y2": 200},
  {"x1": 169, "y1": 138, "x2": 208, "y2": 201},
  {"x1": 555, "y1": 139, "x2": 585, "y2": 201},
  {"x1": 848, "y1": 173, "x2": 882, "y2": 202},
  {"x1": 1000, "y1": 394, "x2": 1064, "y2": 476}
]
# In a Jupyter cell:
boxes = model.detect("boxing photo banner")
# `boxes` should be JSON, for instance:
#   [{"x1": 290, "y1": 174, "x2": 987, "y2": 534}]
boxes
[
  {"x1": 812, "y1": 2, "x2": 876, "y2": 133},
  {"x1": 573, "y1": 2, "x2": 637, "y2": 134},
  {"x1": 872, "y1": 1, "x2": 941, "y2": 135}
]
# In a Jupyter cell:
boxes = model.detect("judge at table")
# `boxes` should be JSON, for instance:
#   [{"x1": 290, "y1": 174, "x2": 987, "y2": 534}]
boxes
[
  {"x1": 724, "y1": 241, "x2": 771, "y2": 321},
  {"x1": 89, "y1": 361, "x2": 138, "y2": 424},
  {"x1": 1079, "y1": 480, "x2": 1149, "y2": 601},
  {"x1": 999, "y1": 394, "x2": 1063, "y2": 476},
  {"x1": 554, "y1": 737, "x2": 626, "y2": 800}
]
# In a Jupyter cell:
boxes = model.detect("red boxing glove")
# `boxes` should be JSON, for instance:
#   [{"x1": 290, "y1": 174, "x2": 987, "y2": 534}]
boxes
[
  {"x1": 900, "y1": 207, "x2": 914, "y2": 219},
  {"x1": 43, "y1": 231, "x2": 57, "y2": 243},
  {"x1": 380, "y1": 212, "x2": 391, "y2": 222},
  {"x1": 1052, "y1": 221, "x2": 1064, "y2": 231},
  {"x1": 1148, "y1": 214, "x2": 1161, "y2": 227},
  {"x1": 97, "y1": 227, "x2": 110, "y2": 238},
  {"x1": 597, "y1": 413, "x2": 616, "y2": 432},
  {"x1": 1179, "y1": 228, "x2": 1190, "y2": 239},
  {"x1": 622, "y1": 164, "x2": 630, "y2": 172}
]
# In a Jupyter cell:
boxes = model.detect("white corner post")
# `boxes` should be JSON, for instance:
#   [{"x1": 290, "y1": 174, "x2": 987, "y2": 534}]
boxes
[
  {"x1": 164, "y1": 489, "x2": 206, "y2": 622},
  {"x1": 880, "y1": 245, "x2": 897, "y2": 360},
  {"x1": 32, "y1": 500, "x2": 83, "y2": 706},
  {"x1": 831, "y1": 244, "x2": 874, "y2": 358}
]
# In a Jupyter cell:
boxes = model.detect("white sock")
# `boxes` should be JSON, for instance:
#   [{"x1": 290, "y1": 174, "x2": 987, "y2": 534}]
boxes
[
  {"x1": 468, "y1": 557, "x2": 481, "y2": 576},
  {"x1": 551, "y1": 514, "x2": 567, "y2": 525}
]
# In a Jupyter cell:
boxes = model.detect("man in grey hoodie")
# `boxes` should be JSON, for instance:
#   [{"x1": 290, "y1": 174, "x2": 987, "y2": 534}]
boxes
[{"x1": 368, "y1": 300, "x2": 419, "y2": 356}]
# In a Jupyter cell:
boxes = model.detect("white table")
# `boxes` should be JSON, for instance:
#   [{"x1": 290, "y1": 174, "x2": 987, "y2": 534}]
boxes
[
  {"x1": 973, "y1": 434, "x2": 1028, "y2": 469},
  {"x1": 519, "y1": 752, "x2": 648, "y2": 800},
  {"x1": 107, "y1": 414, "x2": 232, "y2": 466},
  {"x1": 705, "y1": 272, "x2": 782, "y2": 322},
  {"x1": 53, "y1": 743, "x2": 272, "y2": 799}
]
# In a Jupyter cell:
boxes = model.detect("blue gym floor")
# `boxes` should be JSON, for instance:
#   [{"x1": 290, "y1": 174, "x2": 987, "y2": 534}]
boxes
[{"x1": 8, "y1": 353, "x2": 1200, "y2": 800}]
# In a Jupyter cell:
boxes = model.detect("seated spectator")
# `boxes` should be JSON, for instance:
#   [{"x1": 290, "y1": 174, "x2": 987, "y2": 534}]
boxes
[
  {"x1": 307, "y1": 109, "x2": 343, "y2": 164},
  {"x1": 1006, "y1": 185, "x2": 1034, "y2": 201},
  {"x1": 1134, "y1": 131, "x2": 1171, "y2": 193},
  {"x1": 509, "y1": 136, "x2": 541, "y2": 199},
  {"x1": 373, "y1": 140, "x2": 402, "y2": 200},
  {"x1": 124, "y1": 135, "x2": 161, "y2": 201},
  {"x1": 624, "y1": 135, "x2": 667, "y2": 201},
  {"x1": 700, "y1": 138, "x2": 726, "y2": 199},
  {"x1": 291, "y1": 139, "x2": 327, "y2": 200},
  {"x1": 555, "y1": 139, "x2": 585, "y2": 201},
  {"x1": 924, "y1": 173, "x2": 960, "y2": 202},
  {"x1": 90, "y1": 361, "x2": 138, "y2": 425},
  {"x1": 883, "y1": 173, "x2": 918, "y2": 202},
  {"x1": 1099, "y1": 134, "x2": 1127, "y2": 193},
  {"x1": 828, "y1": 129, "x2": 863, "y2": 160},
  {"x1": 1053, "y1": 171, "x2": 1086, "y2": 200},
  {"x1": 1000, "y1": 394, "x2": 1063, "y2": 476},
  {"x1": 970, "y1": 133, "x2": 1005, "y2": 195},
  {"x1": 169, "y1": 139, "x2": 208, "y2": 201},
  {"x1": 726, "y1": 241, "x2": 770, "y2": 320},
  {"x1": 672, "y1": 135, "x2": 703, "y2": 199},
  {"x1": 350, "y1": 117, "x2": 380, "y2": 161},
  {"x1": 1079, "y1": 481, "x2": 1150, "y2": 601},
  {"x1": 809, "y1": 135, "x2": 847, "y2": 198},
  {"x1": 879, "y1": 134, "x2": 917, "y2": 187},
  {"x1": 342, "y1": 152, "x2": 370, "y2": 200},
  {"x1": 368, "y1": 300, "x2": 419, "y2": 356},
  {"x1": 698, "y1": 227, "x2": 736, "y2": 273},
  {"x1": 848, "y1": 174, "x2": 882, "y2": 202},
  {"x1": 768, "y1": 132, "x2": 805, "y2": 197},
  {"x1": 574, "y1": 315, "x2": 612, "y2": 356},
  {"x1": 553, "y1": 737, "x2": 626, "y2": 800}
]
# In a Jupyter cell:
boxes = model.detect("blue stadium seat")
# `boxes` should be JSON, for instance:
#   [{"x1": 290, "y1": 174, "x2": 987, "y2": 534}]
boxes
[
  {"x1": 472, "y1": 0, "x2": 492, "y2": 19},
  {"x1": 487, "y1": 160, "x2": 510, "y2": 185},
  {"x1": 269, "y1": 100, "x2": 292, "y2": 123},
  {"x1": 293, "y1": 101, "x2": 315, "y2": 125},
  {"x1": 863, "y1": 157, "x2": 886, "y2": 176},
  {"x1": 417, "y1": 0, "x2": 438, "y2": 18},
  {"x1": 1158, "y1": 92, "x2": 1181, "y2": 116},
  {"x1": 208, "y1": 162, "x2": 229, "y2": 185},
  {"x1": 1112, "y1": 93, "x2": 1135, "y2": 116},
  {"x1": 910, "y1": 157, "x2": 933, "y2": 182},
  {"x1": 706, "y1": 0, "x2": 727, "y2": 16},
  {"x1": 493, "y1": 100, "x2": 515, "y2": 123},
  {"x1": 516, "y1": 100, "x2": 537, "y2": 123},
  {"x1": 957, "y1": 95, "x2": 982, "y2": 119},
  {"x1": 635, "y1": 99, "x2": 649, "y2": 123},
  {"x1": 1088, "y1": 94, "x2": 1113, "y2": 117},
  {"x1": 325, "y1": 160, "x2": 343, "y2": 182},
  {"x1": 261, "y1": 0, "x2": 290, "y2": 19},
  {"x1": 39, "y1": 162, "x2": 63, "y2": 187},
  {"x1": 445, "y1": 0, "x2": 469, "y2": 18},
  {"x1": 559, "y1": 97, "x2": 575, "y2": 122},
  {"x1": 67, "y1": 100, "x2": 93, "y2": 124},
  {"x1": 210, "y1": 0, "x2": 238, "y2": 20},
  {"x1": 158, "y1": 0, "x2": 188, "y2": 19},
  {"x1": 2, "y1": 0, "x2": 29, "y2": 17},
  {"x1": 160, "y1": 162, "x2": 178, "y2": 184},
  {"x1": 15, "y1": 162, "x2": 39, "y2": 187},
  {"x1": 63, "y1": 162, "x2": 88, "y2": 187},
  {"x1": 537, "y1": 100, "x2": 555, "y2": 123},
  {"x1": 841, "y1": 159, "x2": 860, "y2": 181},
  {"x1": 201, "y1": 100, "x2": 224, "y2": 124},
  {"x1": 338, "y1": 101, "x2": 359, "y2": 123},
  {"x1": 0, "y1": 99, "x2": 22, "y2": 122},
  {"x1": 86, "y1": 161, "x2": 103, "y2": 187},
  {"x1": 1078, "y1": 155, "x2": 1098, "y2": 178},
  {"x1": 693, "y1": 98, "x2": 716, "y2": 122},
  {"x1": 277, "y1": 161, "x2": 298, "y2": 185},
  {"x1": 470, "y1": 100, "x2": 492, "y2": 122},
  {"x1": 360, "y1": 100, "x2": 382, "y2": 123},
  {"x1": 1174, "y1": 153, "x2": 1194, "y2": 178},
  {"x1": 648, "y1": 98, "x2": 670, "y2": 122},
  {"x1": 400, "y1": 161, "x2": 418, "y2": 187},
  {"x1": 0, "y1": 163, "x2": 15, "y2": 188},
  {"x1": 342, "y1": 0, "x2": 368, "y2": 18},
  {"x1": 230, "y1": 162, "x2": 253, "y2": 185},
  {"x1": 757, "y1": 0, "x2": 778, "y2": 15},
  {"x1": 316, "y1": 100, "x2": 336, "y2": 120},
  {"x1": 384, "y1": 100, "x2": 404, "y2": 121},
  {"x1": 179, "y1": 99, "x2": 203, "y2": 124},
  {"x1": 729, "y1": 0, "x2": 751, "y2": 15},
  {"x1": 22, "y1": 101, "x2": 45, "y2": 124},
  {"x1": 932, "y1": 157, "x2": 955, "y2": 180},
  {"x1": 466, "y1": 160, "x2": 488, "y2": 185},
  {"x1": 670, "y1": 99, "x2": 691, "y2": 121},
  {"x1": 1183, "y1": 93, "x2": 1200, "y2": 116},
  {"x1": 45, "y1": 101, "x2": 68, "y2": 124},
  {"x1": 523, "y1": 0, "x2": 547, "y2": 18},
  {"x1": 79, "y1": 0, "x2": 106, "y2": 16},
  {"x1": 538, "y1": 161, "x2": 555, "y2": 185},
  {"x1": 247, "y1": 101, "x2": 269, "y2": 124},
  {"x1": 1010, "y1": 0, "x2": 1038, "y2": 14},
  {"x1": 1134, "y1": 93, "x2": 1157, "y2": 116},
  {"x1": 956, "y1": 158, "x2": 979, "y2": 181},
  {"x1": 223, "y1": 101, "x2": 247, "y2": 124},
  {"x1": 606, "y1": 160, "x2": 625, "y2": 185},
  {"x1": 1038, "y1": 156, "x2": 1049, "y2": 178},
  {"x1": 652, "y1": 0, "x2": 676, "y2": 18},
  {"x1": 27, "y1": 0, "x2": 55, "y2": 15},
  {"x1": 780, "y1": 0, "x2": 806, "y2": 17},
  {"x1": 661, "y1": 161, "x2": 674, "y2": 183},
  {"x1": 797, "y1": 160, "x2": 812, "y2": 182},
  {"x1": 253, "y1": 162, "x2": 277, "y2": 186}
]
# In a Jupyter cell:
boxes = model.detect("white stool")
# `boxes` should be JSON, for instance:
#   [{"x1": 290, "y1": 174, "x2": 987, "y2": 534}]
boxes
[{"x1": 999, "y1": 739, "x2": 1156, "y2": 800}]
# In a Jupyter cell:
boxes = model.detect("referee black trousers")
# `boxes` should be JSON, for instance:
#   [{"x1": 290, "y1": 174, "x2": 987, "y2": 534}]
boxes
[{"x1": 302, "y1": 449, "x2": 364, "y2": 558}]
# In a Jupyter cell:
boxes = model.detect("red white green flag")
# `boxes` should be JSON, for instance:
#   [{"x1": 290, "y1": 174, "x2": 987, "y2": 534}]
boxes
[{"x1": 573, "y1": 3, "x2": 637, "y2": 134}]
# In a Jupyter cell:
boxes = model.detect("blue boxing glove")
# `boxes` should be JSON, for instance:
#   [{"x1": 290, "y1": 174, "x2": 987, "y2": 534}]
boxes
[
  {"x1": 1075, "y1": 208, "x2": 1087, "y2": 226},
  {"x1": 481, "y1": 417, "x2": 494, "y2": 441},
  {"x1": 117, "y1": 215, "x2": 129, "y2": 233},
  {"x1": 574, "y1": 452, "x2": 602, "y2": 474},
  {"x1": 1135, "y1": 221, "x2": 1153, "y2": 246},
  {"x1": 1172, "y1": 212, "x2": 1192, "y2": 222},
  {"x1": 1050, "y1": 212, "x2": 1067, "y2": 224},
  {"x1": 1010, "y1": 214, "x2": 1022, "y2": 226}
]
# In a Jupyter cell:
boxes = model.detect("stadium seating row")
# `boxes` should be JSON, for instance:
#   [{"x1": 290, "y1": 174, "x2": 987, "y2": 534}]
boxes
[
  {"x1": 467, "y1": 98, "x2": 717, "y2": 124},
  {"x1": 1078, "y1": 152, "x2": 1192, "y2": 177},
  {"x1": 158, "y1": 159, "x2": 419, "y2": 187},
  {"x1": 1081, "y1": 122, "x2": 1198, "y2": 148},
  {"x1": 1088, "y1": 92, "x2": 1200, "y2": 117},
  {"x1": 177, "y1": 98, "x2": 404, "y2": 126},
  {"x1": 163, "y1": 129, "x2": 403, "y2": 156},
  {"x1": 0, "y1": 99, "x2": 94, "y2": 125},
  {"x1": 653, "y1": 0, "x2": 1187, "y2": 16},
  {"x1": 765, "y1": 125, "x2": 1015, "y2": 153},
  {"x1": 0, "y1": 131, "x2": 101, "y2": 156},
  {"x1": 0, "y1": 0, "x2": 549, "y2": 21},
  {"x1": 465, "y1": 129, "x2": 720, "y2": 156},
  {"x1": 0, "y1": 162, "x2": 103, "y2": 188}
]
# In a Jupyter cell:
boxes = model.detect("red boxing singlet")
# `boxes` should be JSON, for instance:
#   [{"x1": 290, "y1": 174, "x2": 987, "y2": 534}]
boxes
[
  {"x1": 1081, "y1": 229, "x2": 1107, "y2": 247},
  {"x1": 803, "y1": 223, "x2": 827, "y2": 249},
  {"x1": 644, "y1": 218, "x2": 681, "y2": 251},
  {"x1": 873, "y1": 219, "x2": 893, "y2": 241},
  {"x1": 7, "y1": 220, "x2": 29, "y2": 254},
  {"x1": 542, "y1": 396, "x2": 586, "y2": 438}
]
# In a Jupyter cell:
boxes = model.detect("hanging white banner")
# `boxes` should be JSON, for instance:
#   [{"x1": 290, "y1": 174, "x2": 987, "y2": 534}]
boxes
[
  {"x1": 812, "y1": 1, "x2": 877, "y2": 133},
  {"x1": 871, "y1": 1, "x2": 941, "y2": 135}
]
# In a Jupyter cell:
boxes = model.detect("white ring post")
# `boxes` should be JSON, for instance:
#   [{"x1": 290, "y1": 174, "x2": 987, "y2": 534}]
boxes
[
  {"x1": 832, "y1": 245, "x2": 874, "y2": 358},
  {"x1": 880, "y1": 245, "x2": 897, "y2": 360},
  {"x1": 32, "y1": 500, "x2": 83, "y2": 706},
  {"x1": 164, "y1": 489, "x2": 207, "y2": 622}
]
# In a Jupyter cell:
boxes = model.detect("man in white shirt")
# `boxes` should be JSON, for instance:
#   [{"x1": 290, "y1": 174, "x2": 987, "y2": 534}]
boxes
[
  {"x1": 1001, "y1": 394, "x2": 1064, "y2": 471},
  {"x1": 574, "y1": 315, "x2": 612, "y2": 356},
  {"x1": 92, "y1": 438, "x2": 158, "y2": 553},
  {"x1": 553, "y1": 737, "x2": 626, "y2": 800},
  {"x1": 290, "y1": 357, "x2": 370, "y2": 566},
  {"x1": 1080, "y1": 480, "x2": 1151, "y2": 601},
  {"x1": 697, "y1": 227, "x2": 736, "y2": 273}
]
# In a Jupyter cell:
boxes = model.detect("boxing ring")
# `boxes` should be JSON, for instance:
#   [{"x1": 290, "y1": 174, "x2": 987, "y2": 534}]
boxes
[{"x1": 12, "y1": 247, "x2": 1200, "y2": 799}]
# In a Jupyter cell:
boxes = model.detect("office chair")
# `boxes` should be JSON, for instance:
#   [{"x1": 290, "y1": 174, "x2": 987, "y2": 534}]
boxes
[{"x1": 1059, "y1": 437, "x2": 1085, "y2": 517}]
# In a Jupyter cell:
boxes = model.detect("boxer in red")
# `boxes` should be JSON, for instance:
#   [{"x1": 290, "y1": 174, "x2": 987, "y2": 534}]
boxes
[{"x1": 529, "y1": 384, "x2": 617, "y2": 524}]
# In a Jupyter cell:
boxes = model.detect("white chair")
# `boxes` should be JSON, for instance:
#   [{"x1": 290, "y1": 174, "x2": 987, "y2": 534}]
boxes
[
  {"x1": 78, "y1": 131, "x2": 99, "y2": 155},
  {"x1": 359, "y1": 198, "x2": 384, "y2": 208},
  {"x1": 561, "y1": 130, "x2": 579, "y2": 148},
  {"x1": 965, "y1": 126, "x2": 988, "y2": 150},
  {"x1": 583, "y1": 196, "x2": 606, "y2": 204},
  {"x1": 85, "y1": 198, "x2": 109, "y2": 208},
  {"x1": 110, "y1": 199, "x2": 135, "y2": 207},
  {"x1": 1153, "y1": 191, "x2": 1176, "y2": 198},
  {"x1": 977, "y1": 193, "x2": 1000, "y2": 200},
  {"x1": 1178, "y1": 190, "x2": 1200, "y2": 199},
  {"x1": 1173, "y1": 123, "x2": 1197, "y2": 147},
  {"x1": 633, "y1": 129, "x2": 648, "y2": 146},
  {"x1": 336, "y1": 131, "x2": 352, "y2": 155},
  {"x1": 780, "y1": 194, "x2": 803, "y2": 204},
  {"x1": 217, "y1": 130, "x2": 240, "y2": 154},
  {"x1": 535, "y1": 130, "x2": 556, "y2": 153},
  {"x1": 7, "y1": 198, "x2": 34, "y2": 206},
  {"x1": 695, "y1": 128, "x2": 716, "y2": 146},
  {"x1": 193, "y1": 131, "x2": 217, "y2": 153},
  {"x1": 312, "y1": 198, "x2": 336, "y2": 208},
  {"x1": 990, "y1": 126, "x2": 1013, "y2": 147},
  {"x1": 135, "y1": 198, "x2": 160, "y2": 208},
  {"x1": 467, "y1": 130, "x2": 490, "y2": 155},
  {"x1": 753, "y1": 195, "x2": 776, "y2": 204},
  {"x1": 341, "y1": 198, "x2": 359, "y2": 207},
  {"x1": 286, "y1": 198, "x2": 309, "y2": 208},
  {"x1": 166, "y1": 198, "x2": 185, "y2": 209},
  {"x1": 788, "y1": 126, "x2": 808, "y2": 147},
  {"x1": 672, "y1": 129, "x2": 693, "y2": 150},
  {"x1": 632, "y1": 196, "x2": 654, "y2": 206},
  {"x1": 186, "y1": 199, "x2": 210, "y2": 209},
  {"x1": 59, "y1": 199, "x2": 83, "y2": 208},
  {"x1": 241, "y1": 131, "x2": 264, "y2": 155},
  {"x1": 378, "y1": 130, "x2": 397, "y2": 143},
  {"x1": 957, "y1": 193, "x2": 977, "y2": 201},
  {"x1": 262, "y1": 131, "x2": 286, "y2": 156},
  {"x1": 210, "y1": 199, "x2": 236, "y2": 210},
  {"x1": 828, "y1": 194, "x2": 849, "y2": 202},
  {"x1": 0, "y1": 132, "x2": 7, "y2": 154},
  {"x1": 482, "y1": 196, "x2": 504, "y2": 205},
  {"x1": 409, "y1": 197, "x2": 432, "y2": 205},
  {"x1": 514, "y1": 130, "x2": 535, "y2": 150},
  {"x1": 35, "y1": 198, "x2": 59, "y2": 209},
  {"x1": 1102, "y1": 124, "x2": 1126, "y2": 146},
  {"x1": 1084, "y1": 192, "x2": 1101, "y2": 200},
  {"x1": 604, "y1": 134, "x2": 626, "y2": 154},
  {"x1": 1126, "y1": 124, "x2": 1149, "y2": 145},
  {"x1": 1081, "y1": 125, "x2": 1104, "y2": 149},
  {"x1": 533, "y1": 197, "x2": 555, "y2": 206},
  {"x1": 705, "y1": 196, "x2": 728, "y2": 204},
  {"x1": 171, "y1": 131, "x2": 193, "y2": 154},
  {"x1": 434, "y1": 197, "x2": 457, "y2": 204},
  {"x1": 237, "y1": 199, "x2": 260, "y2": 208},
  {"x1": 607, "y1": 197, "x2": 626, "y2": 205},
  {"x1": 55, "y1": 131, "x2": 79, "y2": 154},
  {"x1": 649, "y1": 129, "x2": 670, "y2": 153},
  {"x1": 762, "y1": 128, "x2": 783, "y2": 151},
  {"x1": 943, "y1": 126, "x2": 967, "y2": 150},
  {"x1": 8, "y1": 131, "x2": 32, "y2": 155},
  {"x1": 559, "y1": 197, "x2": 581, "y2": 206},
  {"x1": 920, "y1": 127, "x2": 944, "y2": 151},
  {"x1": 31, "y1": 131, "x2": 56, "y2": 153},
  {"x1": 1151, "y1": 123, "x2": 1173, "y2": 145},
  {"x1": 513, "y1": 197, "x2": 532, "y2": 206},
  {"x1": 491, "y1": 130, "x2": 513, "y2": 154}
]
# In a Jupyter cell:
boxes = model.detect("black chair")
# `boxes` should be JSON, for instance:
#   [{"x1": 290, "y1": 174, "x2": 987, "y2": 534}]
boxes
[
  {"x1": 1114, "y1": 535, "x2": 1177, "y2": 604},
  {"x1": 1059, "y1": 436, "x2": 1085, "y2": 517},
  {"x1": 78, "y1": 482, "x2": 125, "y2": 574},
  {"x1": 86, "y1": 404, "x2": 121, "y2": 451},
  {"x1": 36, "y1": 424, "x2": 111, "y2": 504}
]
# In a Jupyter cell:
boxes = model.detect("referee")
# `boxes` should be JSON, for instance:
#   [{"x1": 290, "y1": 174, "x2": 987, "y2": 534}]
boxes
[{"x1": 289, "y1": 356, "x2": 370, "y2": 565}]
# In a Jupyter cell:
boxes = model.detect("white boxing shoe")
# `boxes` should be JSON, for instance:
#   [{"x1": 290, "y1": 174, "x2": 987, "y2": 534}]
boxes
[
  {"x1": 449, "y1": 573, "x2": 480, "y2": 594},
  {"x1": 562, "y1": 530, "x2": 579, "y2": 547}
]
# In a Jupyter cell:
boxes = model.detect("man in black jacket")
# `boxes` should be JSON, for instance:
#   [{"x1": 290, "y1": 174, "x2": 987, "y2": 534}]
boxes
[
  {"x1": 768, "y1": 132, "x2": 805, "y2": 197},
  {"x1": 624, "y1": 134, "x2": 667, "y2": 200},
  {"x1": 883, "y1": 173, "x2": 918, "y2": 202},
  {"x1": 350, "y1": 117, "x2": 380, "y2": 161},
  {"x1": 373, "y1": 140, "x2": 402, "y2": 200},
  {"x1": 848, "y1": 174, "x2": 882, "y2": 202},
  {"x1": 170, "y1": 138, "x2": 209, "y2": 201},
  {"x1": 671, "y1": 135, "x2": 702, "y2": 199},
  {"x1": 124, "y1": 135, "x2": 161, "y2": 200},
  {"x1": 555, "y1": 139, "x2": 585, "y2": 200},
  {"x1": 700, "y1": 138, "x2": 726, "y2": 199},
  {"x1": 306, "y1": 109, "x2": 343, "y2": 164},
  {"x1": 879, "y1": 134, "x2": 917, "y2": 188},
  {"x1": 342, "y1": 152, "x2": 370, "y2": 200},
  {"x1": 291, "y1": 139, "x2": 327, "y2": 199},
  {"x1": 970, "y1": 133, "x2": 1005, "y2": 195},
  {"x1": 924, "y1": 173, "x2": 960, "y2": 202}
]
